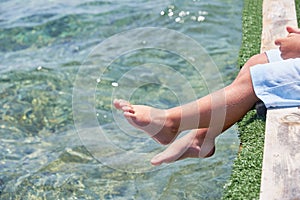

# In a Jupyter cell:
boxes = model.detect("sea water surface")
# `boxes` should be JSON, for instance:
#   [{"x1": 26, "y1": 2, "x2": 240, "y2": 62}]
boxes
[{"x1": 0, "y1": 0, "x2": 243, "y2": 199}]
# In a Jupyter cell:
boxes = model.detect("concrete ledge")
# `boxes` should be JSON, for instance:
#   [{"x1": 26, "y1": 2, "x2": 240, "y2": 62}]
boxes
[
  {"x1": 260, "y1": 107, "x2": 300, "y2": 199},
  {"x1": 261, "y1": 0, "x2": 298, "y2": 52},
  {"x1": 259, "y1": 0, "x2": 299, "y2": 199}
]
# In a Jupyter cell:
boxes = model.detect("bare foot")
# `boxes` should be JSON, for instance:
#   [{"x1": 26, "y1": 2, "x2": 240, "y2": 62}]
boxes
[
  {"x1": 113, "y1": 99, "x2": 179, "y2": 145},
  {"x1": 150, "y1": 129, "x2": 215, "y2": 166}
]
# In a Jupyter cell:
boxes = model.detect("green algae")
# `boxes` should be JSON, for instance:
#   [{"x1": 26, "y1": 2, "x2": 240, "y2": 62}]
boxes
[{"x1": 222, "y1": 0, "x2": 264, "y2": 199}]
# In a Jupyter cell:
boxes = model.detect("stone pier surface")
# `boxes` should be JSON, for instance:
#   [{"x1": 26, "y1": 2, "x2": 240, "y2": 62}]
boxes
[{"x1": 259, "y1": 0, "x2": 299, "y2": 199}]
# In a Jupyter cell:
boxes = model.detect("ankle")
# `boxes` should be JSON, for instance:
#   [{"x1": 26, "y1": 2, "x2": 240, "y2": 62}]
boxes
[{"x1": 165, "y1": 109, "x2": 181, "y2": 134}]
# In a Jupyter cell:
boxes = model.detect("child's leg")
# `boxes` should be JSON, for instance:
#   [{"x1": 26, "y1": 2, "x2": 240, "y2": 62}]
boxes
[
  {"x1": 150, "y1": 128, "x2": 214, "y2": 166},
  {"x1": 114, "y1": 52, "x2": 268, "y2": 145},
  {"x1": 149, "y1": 53, "x2": 270, "y2": 165}
]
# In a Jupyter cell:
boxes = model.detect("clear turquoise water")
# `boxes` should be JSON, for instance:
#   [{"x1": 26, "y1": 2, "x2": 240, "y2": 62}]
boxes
[{"x1": 0, "y1": 0, "x2": 243, "y2": 199}]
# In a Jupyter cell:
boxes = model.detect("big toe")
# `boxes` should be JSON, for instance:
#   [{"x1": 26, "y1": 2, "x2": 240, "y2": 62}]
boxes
[
  {"x1": 113, "y1": 99, "x2": 130, "y2": 109},
  {"x1": 150, "y1": 153, "x2": 170, "y2": 166}
]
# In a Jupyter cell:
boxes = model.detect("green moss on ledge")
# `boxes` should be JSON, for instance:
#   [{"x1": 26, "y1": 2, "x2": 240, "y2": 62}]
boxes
[
  {"x1": 222, "y1": 111, "x2": 265, "y2": 199},
  {"x1": 296, "y1": 0, "x2": 300, "y2": 23},
  {"x1": 236, "y1": 0, "x2": 263, "y2": 68},
  {"x1": 222, "y1": 1, "x2": 263, "y2": 199},
  {"x1": 222, "y1": 0, "x2": 300, "y2": 199}
]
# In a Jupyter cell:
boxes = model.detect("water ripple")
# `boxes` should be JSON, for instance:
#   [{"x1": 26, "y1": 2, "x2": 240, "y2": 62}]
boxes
[{"x1": 0, "y1": 0, "x2": 242, "y2": 199}]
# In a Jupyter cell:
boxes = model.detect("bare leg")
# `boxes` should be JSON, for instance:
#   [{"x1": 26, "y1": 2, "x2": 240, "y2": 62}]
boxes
[
  {"x1": 114, "y1": 53, "x2": 268, "y2": 145},
  {"x1": 168, "y1": 53, "x2": 268, "y2": 132},
  {"x1": 150, "y1": 53, "x2": 270, "y2": 164},
  {"x1": 150, "y1": 128, "x2": 215, "y2": 166}
]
